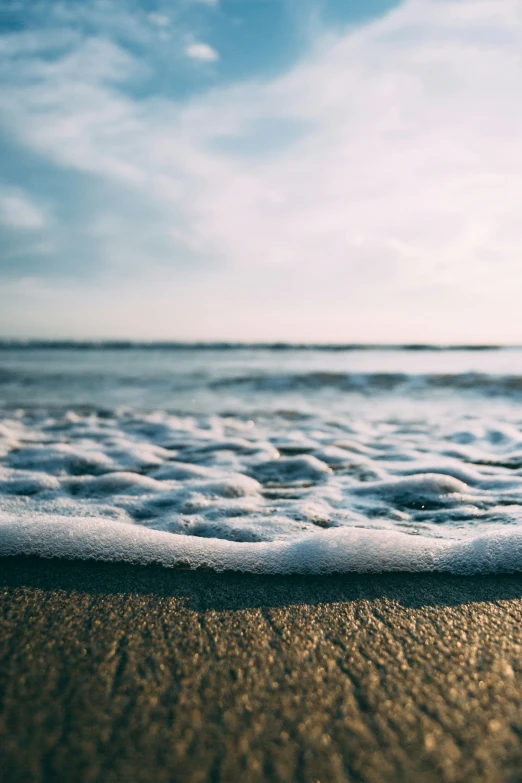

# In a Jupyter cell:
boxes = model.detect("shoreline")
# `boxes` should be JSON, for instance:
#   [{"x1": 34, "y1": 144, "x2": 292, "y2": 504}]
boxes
[{"x1": 2, "y1": 556, "x2": 522, "y2": 782}]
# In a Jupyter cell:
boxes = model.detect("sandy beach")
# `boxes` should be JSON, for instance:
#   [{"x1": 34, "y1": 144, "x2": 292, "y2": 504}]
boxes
[{"x1": 1, "y1": 557, "x2": 522, "y2": 782}]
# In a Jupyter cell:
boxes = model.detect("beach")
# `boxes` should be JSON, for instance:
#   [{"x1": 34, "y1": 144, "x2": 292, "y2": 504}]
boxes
[
  {"x1": 2, "y1": 557, "x2": 522, "y2": 782},
  {"x1": 4, "y1": 0, "x2": 522, "y2": 771}
]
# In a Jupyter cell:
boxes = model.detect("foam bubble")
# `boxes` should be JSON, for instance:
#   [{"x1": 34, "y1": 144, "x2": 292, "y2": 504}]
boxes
[
  {"x1": 252, "y1": 455, "x2": 332, "y2": 484},
  {"x1": 352, "y1": 474, "x2": 474, "y2": 509},
  {"x1": 64, "y1": 472, "x2": 165, "y2": 498},
  {"x1": 7, "y1": 443, "x2": 115, "y2": 475}
]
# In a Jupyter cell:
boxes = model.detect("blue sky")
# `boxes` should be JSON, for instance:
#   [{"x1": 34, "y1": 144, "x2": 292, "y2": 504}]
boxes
[{"x1": 1, "y1": 0, "x2": 522, "y2": 342}]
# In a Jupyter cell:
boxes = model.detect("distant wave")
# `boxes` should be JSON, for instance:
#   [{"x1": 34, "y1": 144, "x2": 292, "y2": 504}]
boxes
[
  {"x1": 210, "y1": 372, "x2": 522, "y2": 395},
  {"x1": 0, "y1": 340, "x2": 511, "y2": 351},
  {"x1": 2, "y1": 367, "x2": 522, "y2": 396}
]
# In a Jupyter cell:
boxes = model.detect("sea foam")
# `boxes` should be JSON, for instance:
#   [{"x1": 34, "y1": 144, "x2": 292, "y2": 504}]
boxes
[
  {"x1": 2, "y1": 511, "x2": 522, "y2": 574},
  {"x1": 3, "y1": 345, "x2": 522, "y2": 573},
  {"x1": 1, "y1": 404, "x2": 522, "y2": 572}
]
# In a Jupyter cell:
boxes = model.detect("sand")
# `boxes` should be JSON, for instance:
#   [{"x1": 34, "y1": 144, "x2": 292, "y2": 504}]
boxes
[{"x1": 2, "y1": 557, "x2": 522, "y2": 782}]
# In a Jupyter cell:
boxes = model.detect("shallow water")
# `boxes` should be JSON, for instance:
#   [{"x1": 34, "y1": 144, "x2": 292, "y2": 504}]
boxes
[{"x1": 2, "y1": 344, "x2": 522, "y2": 573}]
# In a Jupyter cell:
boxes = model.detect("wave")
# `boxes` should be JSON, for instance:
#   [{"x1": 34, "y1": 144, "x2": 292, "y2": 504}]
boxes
[
  {"x1": 3, "y1": 373, "x2": 522, "y2": 414},
  {"x1": 2, "y1": 512, "x2": 522, "y2": 574},
  {"x1": 3, "y1": 369, "x2": 522, "y2": 401},
  {"x1": 210, "y1": 372, "x2": 522, "y2": 395}
]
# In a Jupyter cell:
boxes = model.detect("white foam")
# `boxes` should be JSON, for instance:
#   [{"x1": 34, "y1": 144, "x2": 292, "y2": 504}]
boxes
[
  {"x1": 2, "y1": 510, "x2": 522, "y2": 574},
  {"x1": 252, "y1": 455, "x2": 332, "y2": 484},
  {"x1": 2, "y1": 407, "x2": 522, "y2": 573}
]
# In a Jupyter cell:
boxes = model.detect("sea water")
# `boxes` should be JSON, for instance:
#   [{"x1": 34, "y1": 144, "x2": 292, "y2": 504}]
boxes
[{"x1": 2, "y1": 343, "x2": 522, "y2": 573}]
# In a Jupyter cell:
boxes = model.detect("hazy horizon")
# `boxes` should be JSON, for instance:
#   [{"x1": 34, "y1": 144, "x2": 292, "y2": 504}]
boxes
[{"x1": 1, "y1": 338, "x2": 522, "y2": 349}]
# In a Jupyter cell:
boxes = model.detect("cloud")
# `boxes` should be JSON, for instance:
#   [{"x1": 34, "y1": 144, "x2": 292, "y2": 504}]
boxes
[
  {"x1": 185, "y1": 41, "x2": 220, "y2": 62},
  {"x1": 1, "y1": 0, "x2": 522, "y2": 341},
  {"x1": 0, "y1": 187, "x2": 48, "y2": 230},
  {"x1": 148, "y1": 13, "x2": 171, "y2": 28}
]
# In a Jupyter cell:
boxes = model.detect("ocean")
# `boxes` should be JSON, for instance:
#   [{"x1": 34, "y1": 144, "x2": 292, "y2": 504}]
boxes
[{"x1": 2, "y1": 342, "x2": 522, "y2": 573}]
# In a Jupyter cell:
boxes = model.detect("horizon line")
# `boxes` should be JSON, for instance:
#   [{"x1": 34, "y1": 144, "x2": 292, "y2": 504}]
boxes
[{"x1": 0, "y1": 339, "x2": 519, "y2": 351}]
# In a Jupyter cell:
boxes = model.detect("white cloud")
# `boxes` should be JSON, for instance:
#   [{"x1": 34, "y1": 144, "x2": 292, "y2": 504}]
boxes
[
  {"x1": 185, "y1": 41, "x2": 219, "y2": 62},
  {"x1": 0, "y1": 188, "x2": 48, "y2": 230},
  {"x1": 148, "y1": 13, "x2": 170, "y2": 28},
  {"x1": 2, "y1": 0, "x2": 522, "y2": 341}
]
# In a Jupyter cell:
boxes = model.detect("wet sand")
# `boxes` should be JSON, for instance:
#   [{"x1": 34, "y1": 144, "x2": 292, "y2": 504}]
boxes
[{"x1": 2, "y1": 557, "x2": 522, "y2": 782}]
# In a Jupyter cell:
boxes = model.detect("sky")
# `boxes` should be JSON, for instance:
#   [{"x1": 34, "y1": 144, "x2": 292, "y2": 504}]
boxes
[{"x1": 1, "y1": 0, "x2": 522, "y2": 344}]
